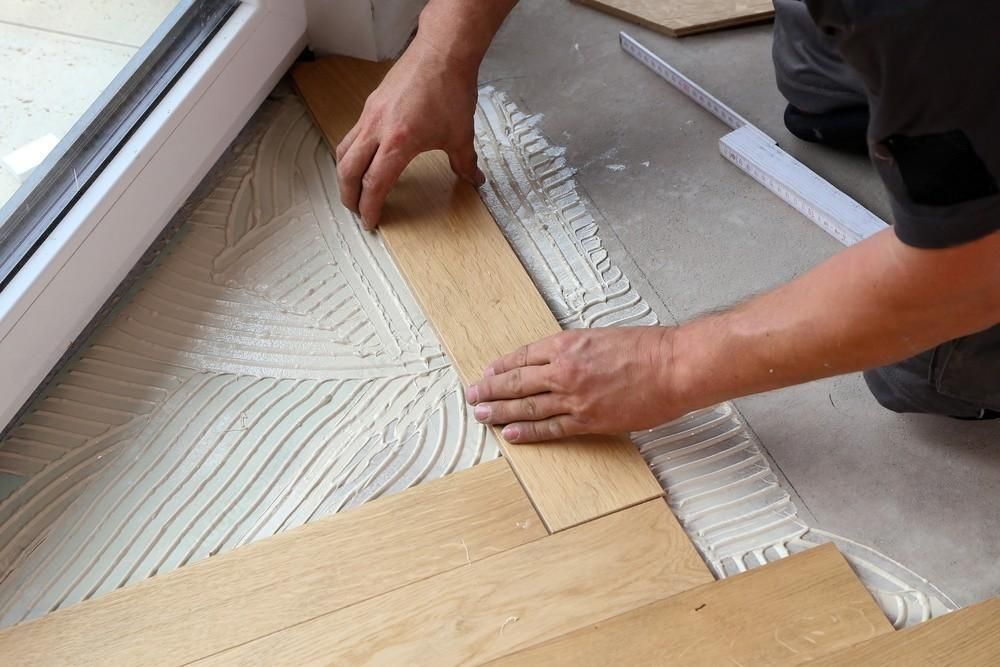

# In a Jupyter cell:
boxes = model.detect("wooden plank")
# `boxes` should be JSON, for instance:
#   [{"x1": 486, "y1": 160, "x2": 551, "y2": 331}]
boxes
[
  {"x1": 490, "y1": 543, "x2": 893, "y2": 666},
  {"x1": 573, "y1": 0, "x2": 774, "y2": 37},
  {"x1": 811, "y1": 597, "x2": 1000, "y2": 666},
  {"x1": 195, "y1": 499, "x2": 713, "y2": 666},
  {"x1": 0, "y1": 460, "x2": 546, "y2": 667},
  {"x1": 292, "y1": 56, "x2": 664, "y2": 533}
]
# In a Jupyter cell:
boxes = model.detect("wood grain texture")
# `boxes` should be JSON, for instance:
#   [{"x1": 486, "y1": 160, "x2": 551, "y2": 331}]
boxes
[
  {"x1": 572, "y1": 0, "x2": 774, "y2": 37},
  {"x1": 292, "y1": 56, "x2": 664, "y2": 533},
  {"x1": 195, "y1": 499, "x2": 713, "y2": 666},
  {"x1": 811, "y1": 597, "x2": 1000, "y2": 666},
  {"x1": 0, "y1": 460, "x2": 545, "y2": 667},
  {"x1": 490, "y1": 542, "x2": 892, "y2": 666}
]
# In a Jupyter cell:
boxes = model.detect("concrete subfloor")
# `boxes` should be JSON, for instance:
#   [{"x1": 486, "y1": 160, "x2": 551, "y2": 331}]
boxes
[{"x1": 481, "y1": 1, "x2": 999, "y2": 607}]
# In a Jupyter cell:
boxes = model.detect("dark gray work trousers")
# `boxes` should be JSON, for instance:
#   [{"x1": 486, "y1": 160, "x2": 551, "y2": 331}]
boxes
[
  {"x1": 862, "y1": 328, "x2": 1000, "y2": 419},
  {"x1": 772, "y1": 0, "x2": 1000, "y2": 418}
]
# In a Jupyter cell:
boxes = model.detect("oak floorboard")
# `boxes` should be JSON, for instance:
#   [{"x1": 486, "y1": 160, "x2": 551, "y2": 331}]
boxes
[
  {"x1": 491, "y1": 543, "x2": 892, "y2": 666},
  {"x1": 195, "y1": 499, "x2": 713, "y2": 666},
  {"x1": 811, "y1": 597, "x2": 1000, "y2": 666},
  {"x1": 0, "y1": 460, "x2": 544, "y2": 667}
]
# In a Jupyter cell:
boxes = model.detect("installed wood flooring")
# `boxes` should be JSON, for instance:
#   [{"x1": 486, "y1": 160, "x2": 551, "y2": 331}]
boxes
[
  {"x1": 491, "y1": 543, "x2": 891, "y2": 666},
  {"x1": 0, "y1": 462, "x2": 546, "y2": 666},
  {"x1": 195, "y1": 500, "x2": 710, "y2": 666}
]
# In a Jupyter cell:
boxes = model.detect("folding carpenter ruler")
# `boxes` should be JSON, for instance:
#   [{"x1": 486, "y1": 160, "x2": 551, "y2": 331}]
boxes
[{"x1": 620, "y1": 32, "x2": 888, "y2": 246}]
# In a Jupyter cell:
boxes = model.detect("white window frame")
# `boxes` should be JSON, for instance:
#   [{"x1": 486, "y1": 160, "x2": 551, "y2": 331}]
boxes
[{"x1": 0, "y1": 0, "x2": 308, "y2": 429}]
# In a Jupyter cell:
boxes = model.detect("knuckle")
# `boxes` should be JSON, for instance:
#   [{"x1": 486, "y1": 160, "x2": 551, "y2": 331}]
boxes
[
  {"x1": 509, "y1": 368, "x2": 523, "y2": 395},
  {"x1": 550, "y1": 336, "x2": 567, "y2": 354},
  {"x1": 337, "y1": 174, "x2": 357, "y2": 207},
  {"x1": 361, "y1": 170, "x2": 380, "y2": 192},
  {"x1": 550, "y1": 365, "x2": 568, "y2": 391},
  {"x1": 361, "y1": 96, "x2": 381, "y2": 117},
  {"x1": 385, "y1": 126, "x2": 412, "y2": 151},
  {"x1": 338, "y1": 155, "x2": 363, "y2": 183},
  {"x1": 554, "y1": 336, "x2": 576, "y2": 358},
  {"x1": 523, "y1": 396, "x2": 538, "y2": 418},
  {"x1": 517, "y1": 345, "x2": 529, "y2": 366},
  {"x1": 556, "y1": 360, "x2": 582, "y2": 389},
  {"x1": 490, "y1": 402, "x2": 507, "y2": 423},
  {"x1": 572, "y1": 396, "x2": 595, "y2": 420},
  {"x1": 476, "y1": 380, "x2": 492, "y2": 402},
  {"x1": 547, "y1": 419, "x2": 564, "y2": 440}
]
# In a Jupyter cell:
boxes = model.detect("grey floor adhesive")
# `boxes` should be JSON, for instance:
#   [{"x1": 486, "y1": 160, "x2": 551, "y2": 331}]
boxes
[{"x1": 0, "y1": 85, "x2": 952, "y2": 628}]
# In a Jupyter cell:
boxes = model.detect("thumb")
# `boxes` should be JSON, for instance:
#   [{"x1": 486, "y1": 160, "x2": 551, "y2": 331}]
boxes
[{"x1": 448, "y1": 143, "x2": 486, "y2": 187}]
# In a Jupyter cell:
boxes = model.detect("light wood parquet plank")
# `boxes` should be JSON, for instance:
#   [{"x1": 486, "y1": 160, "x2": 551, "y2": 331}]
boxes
[
  {"x1": 0, "y1": 460, "x2": 545, "y2": 667},
  {"x1": 572, "y1": 0, "x2": 774, "y2": 37},
  {"x1": 811, "y1": 597, "x2": 1000, "y2": 666},
  {"x1": 489, "y1": 542, "x2": 892, "y2": 666},
  {"x1": 292, "y1": 56, "x2": 664, "y2": 533},
  {"x1": 194, "y1": 499, "x2": 713, "y2": 666}
]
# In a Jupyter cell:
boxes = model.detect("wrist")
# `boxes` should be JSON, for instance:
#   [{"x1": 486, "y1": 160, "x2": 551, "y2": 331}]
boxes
[
  {"x1": 416, "y1": 5, "x2": 492, "y2": 78},
  {"x1": 653, "y1": 325, "x2": 698, "y2": 418}
]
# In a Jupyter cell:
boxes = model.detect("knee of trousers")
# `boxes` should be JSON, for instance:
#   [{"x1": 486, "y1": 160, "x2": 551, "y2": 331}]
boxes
[
  {"x1": 862, "y1": 366, "x2": 916, "y2": 414},
  {"x1": 862, "y1": 357, "x2": 992, "y2": 420}
]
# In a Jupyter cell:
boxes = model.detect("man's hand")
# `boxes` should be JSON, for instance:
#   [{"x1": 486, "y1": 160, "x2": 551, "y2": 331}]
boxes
[
  {"x1": 465, "y1": 229, "x2": 1000, "y2": 444},
  {"x1": 335, "y1": 0, "x2": 519, "y2": 229},
  {"x1": 335, "y1": 38, "x2": 483, "y2": 230},
  {"x1": 465, "y1": 327, "x2": 683, "y2": 443}
]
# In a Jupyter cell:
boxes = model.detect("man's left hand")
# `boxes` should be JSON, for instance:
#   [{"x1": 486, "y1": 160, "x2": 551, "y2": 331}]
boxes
[{"x1": 465, "y1": 327, "x2": 683, "y2": 443}]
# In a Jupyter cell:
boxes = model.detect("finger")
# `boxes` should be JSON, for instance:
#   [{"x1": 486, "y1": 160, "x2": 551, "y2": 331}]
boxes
[
  {"x1": 473, "y1": 394, "x2": 565, "y2": 426},
  {"x1": 336, "y1": 122, "x2": 362, "y2": 162},
  {"x1": 486, "y1": 339, "x2": 555, "y2": 377},
  {"x1": 466, "y1": 365, "x2": 551, "y2": 404},
  {"x1": 358, "y1": 144, "x2": 413, "y2": 230},
  {"x1": 501, "y1": 416, "x2": 583, "y2": 444},
  {"x1": 337, "y1": 135, "x2": 378, "y2": 215},
  {"x1": 448, "y1": 141, "x2": 486, "y2": 186}
]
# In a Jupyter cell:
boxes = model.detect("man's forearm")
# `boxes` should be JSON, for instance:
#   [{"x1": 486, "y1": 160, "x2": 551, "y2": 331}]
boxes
[
  {"x1": 417, "y1": 0, "x2": 520, "y2": 76},
  {"x1": 668, "y1": 229, "x2": 1000, "y2": 412}
]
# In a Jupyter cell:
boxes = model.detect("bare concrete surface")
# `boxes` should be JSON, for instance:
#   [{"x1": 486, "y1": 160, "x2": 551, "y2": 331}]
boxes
[{"x1": 481, "y1": 0, "x2": 999, "y2": 607}]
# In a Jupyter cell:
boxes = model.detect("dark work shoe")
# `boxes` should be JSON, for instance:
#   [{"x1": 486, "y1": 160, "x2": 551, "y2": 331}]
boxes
[
  {"x1": 783, "y1": 104, "x2": 870, "y2": 155},
  {"x1": 952, "y1": 409, "x2": 1000, "y2": 421}
]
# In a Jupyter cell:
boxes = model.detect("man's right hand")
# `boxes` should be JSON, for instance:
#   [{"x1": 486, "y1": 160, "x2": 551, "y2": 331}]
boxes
[{"x1": 335, "y1": 35, "x2": 485, "y2": 230}]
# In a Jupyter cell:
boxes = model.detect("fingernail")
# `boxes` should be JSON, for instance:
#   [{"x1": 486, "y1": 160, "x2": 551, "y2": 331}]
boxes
[
  {"x1": 484, "y1": 366, "x2": 495, "y2": 377},
  {"x1": 466, "y1": 385, "x2": 479, "y2": 404},
  {"x1": 474, "y1": 404, "x2": 491, "y2": 422},
  {"x1": 502, "y1": 425, "x2": 520, "y2": 441}
]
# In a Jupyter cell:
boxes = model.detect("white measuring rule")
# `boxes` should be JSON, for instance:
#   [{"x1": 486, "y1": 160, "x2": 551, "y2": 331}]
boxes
[
  {"x1": 720, "y1": 126, "x2": 886, "y2": 246},
  {"x1": 619, "y1": 32, "x2": 751, "y2": 131},
  {"x1": 619, "y1": 32, "x2": 888, "y2": 247}
]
